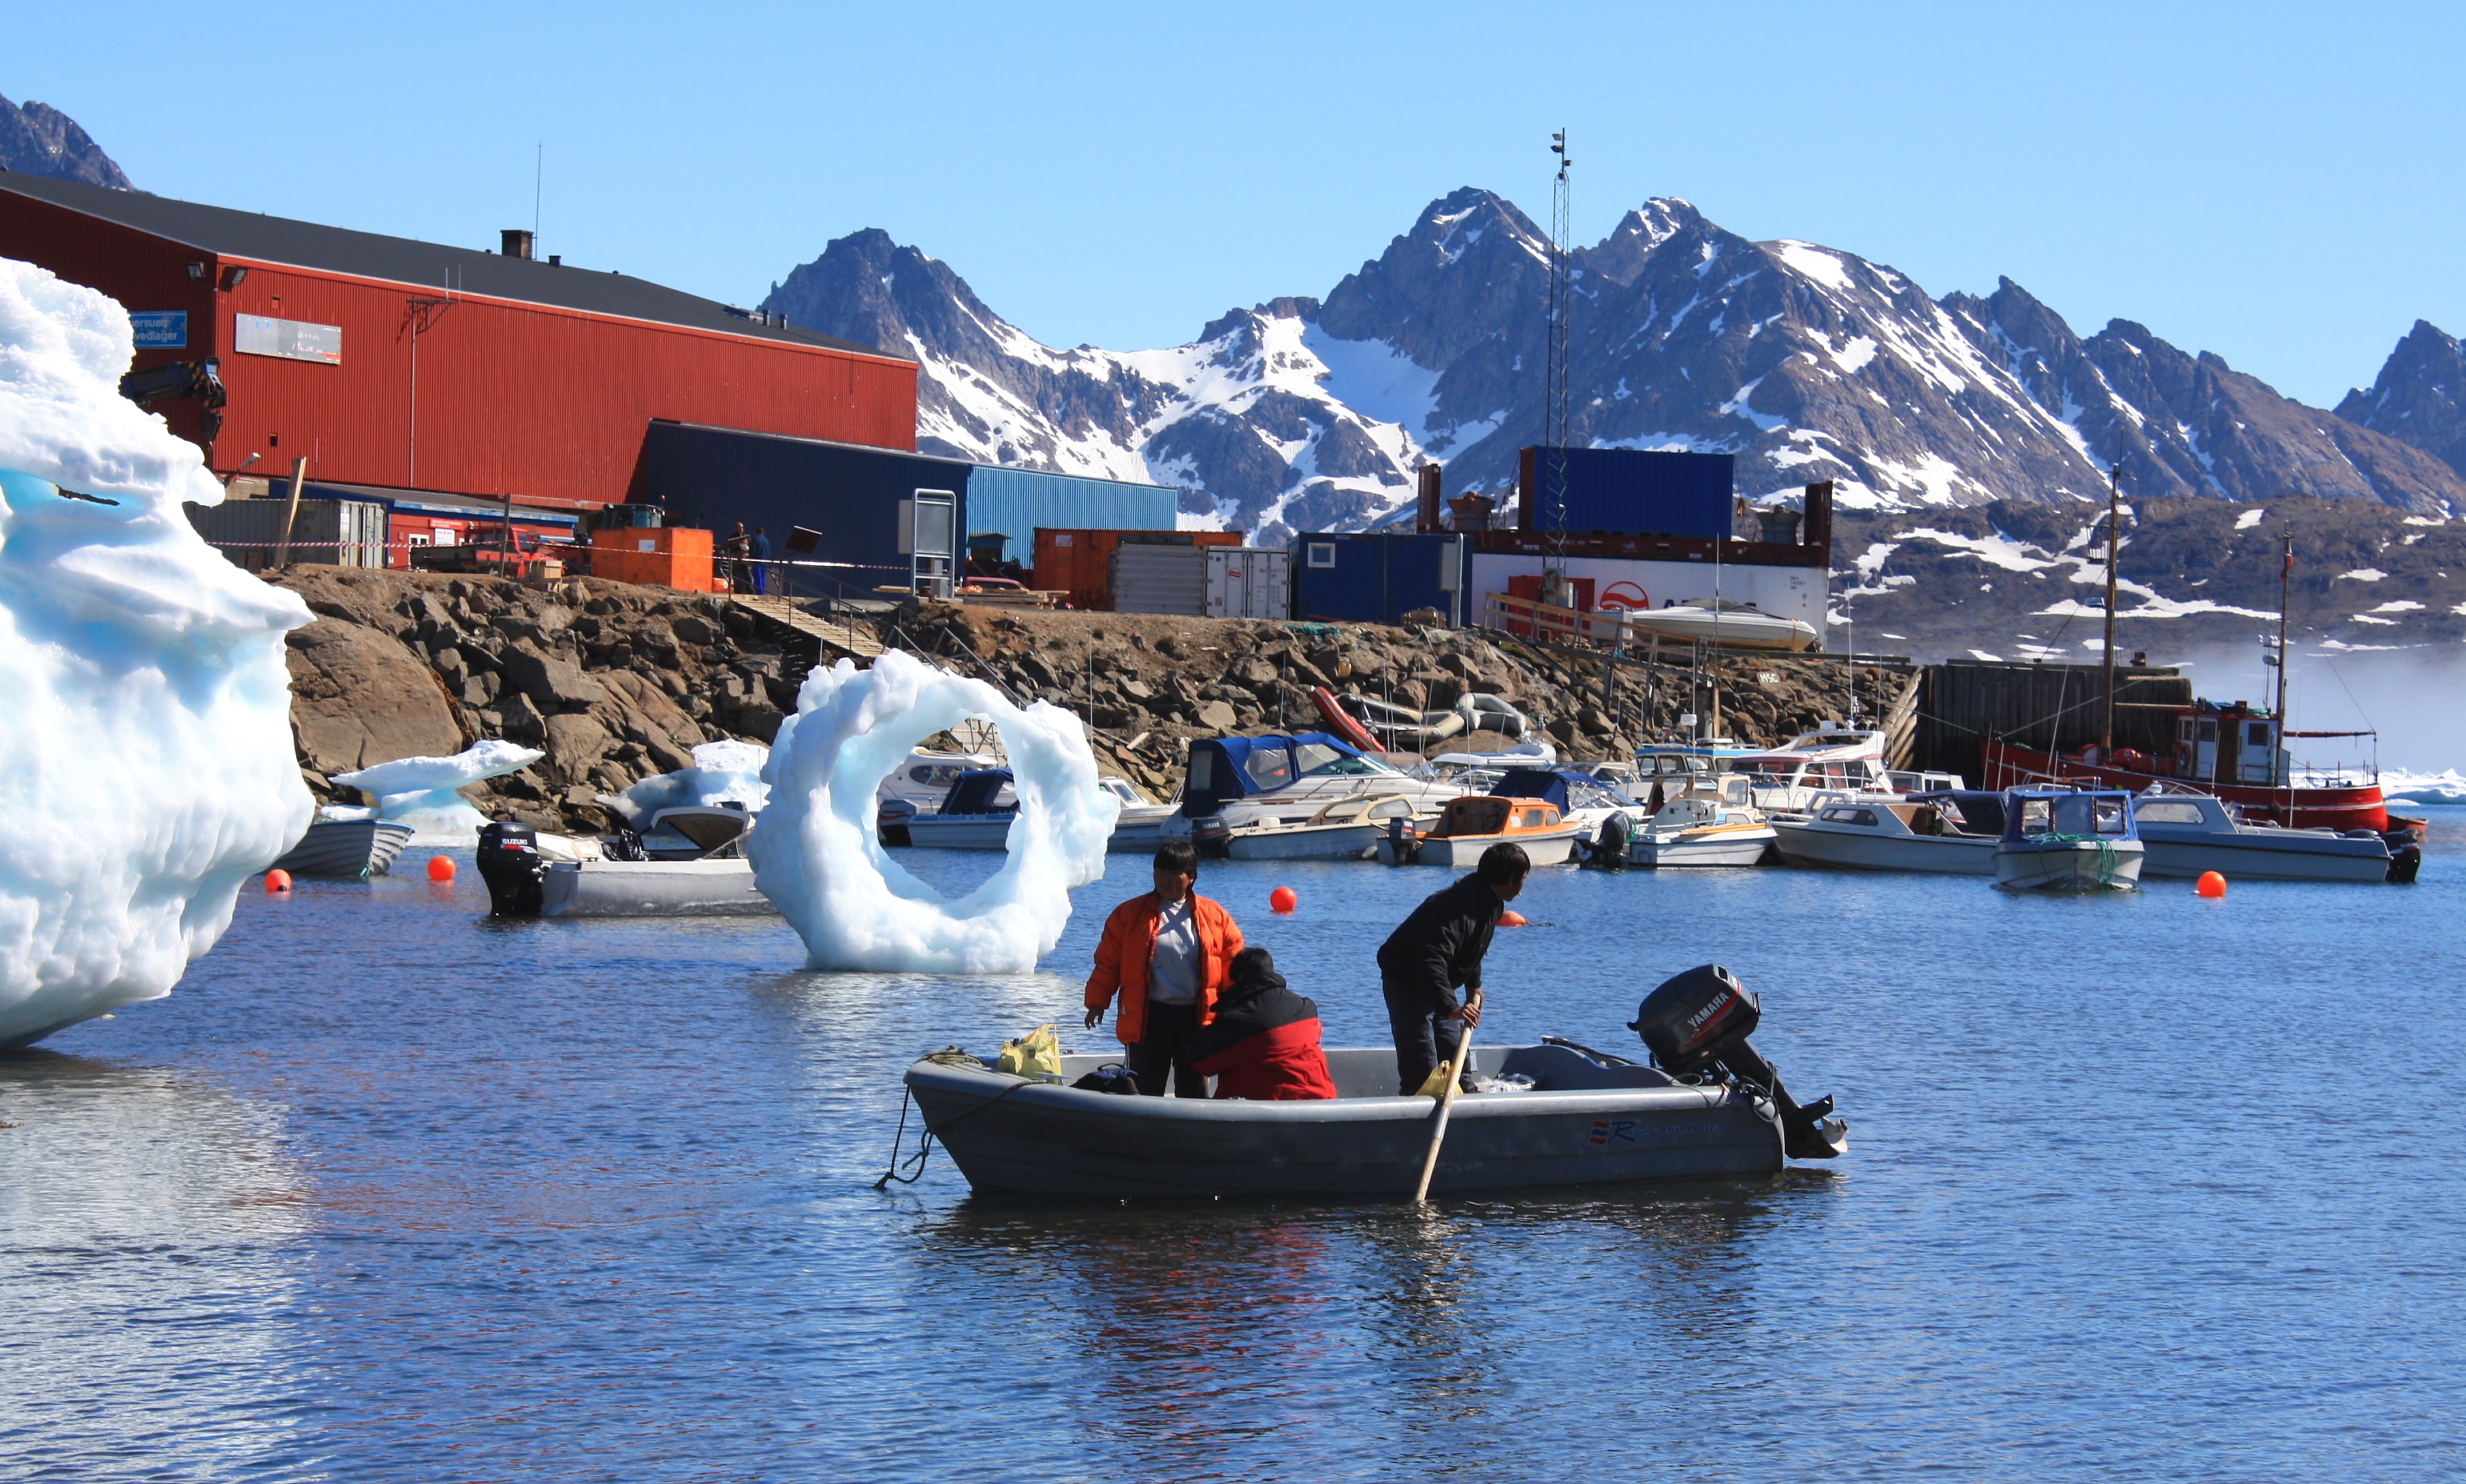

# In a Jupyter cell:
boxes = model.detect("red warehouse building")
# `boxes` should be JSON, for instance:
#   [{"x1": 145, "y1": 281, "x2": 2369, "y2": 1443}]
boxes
[{"x1": 0, "y1": 174, "x2": 917, "y2": 535}]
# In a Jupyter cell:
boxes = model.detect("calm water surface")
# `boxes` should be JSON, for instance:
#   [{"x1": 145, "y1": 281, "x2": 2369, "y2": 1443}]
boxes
[{"x1": 6, "y1": 817, "x2": 2464, "y2": 1481}]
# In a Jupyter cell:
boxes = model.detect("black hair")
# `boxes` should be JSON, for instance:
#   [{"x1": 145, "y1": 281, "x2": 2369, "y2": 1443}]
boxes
[
  {"x1": 1477, "y1": 841, "x2": 1531, "y2": 885},
  {"x1": 1231, "y1": 946, "x2": 1275, "y2": 980},
  {"x1": 1153, "y1": 840, "x2": 1200, "y2": 878}
]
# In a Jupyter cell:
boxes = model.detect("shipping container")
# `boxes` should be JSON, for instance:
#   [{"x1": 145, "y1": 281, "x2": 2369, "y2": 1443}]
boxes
[
  {"x1": 1112, "y1": 543, "x2": 1209, "y2": 615},
  {"x1": 590, "y1": 524, "x2": 718, "y2": 592},
  {"x1": 187, "y1": 497, "x2": 388, "y2": 571},
  {"x1": 1033, "y1": 528, "x2": 1244, "y2": 611},
  {"x1": 1205, "y1": 547, "x2": 1290, "y2": 620},
  {"x1": 1518, "y1": 447, "x2": 1734, "y2": 538},
  {"x1": 1293, "y1": 532, "x2": 1466, "y2": 625}
]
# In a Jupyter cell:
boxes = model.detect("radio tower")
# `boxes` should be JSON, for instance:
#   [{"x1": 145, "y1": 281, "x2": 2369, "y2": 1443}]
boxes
[{"x1": 1545, "y1": 129, "x2": 1573, "y2": 568}]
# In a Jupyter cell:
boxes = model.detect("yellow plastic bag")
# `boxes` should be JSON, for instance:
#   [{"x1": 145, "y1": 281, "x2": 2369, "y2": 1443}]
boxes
[{"x1": 995, "y1": 1024, "x2": 1063, "y2": 1081}]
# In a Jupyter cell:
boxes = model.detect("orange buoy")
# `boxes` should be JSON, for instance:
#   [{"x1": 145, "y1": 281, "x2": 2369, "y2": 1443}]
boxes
[
  {"x1": 427, "y1": 856, "x2": 456, "y2": 883},
  {"x1": 1269, "y1": 885, "x2": 1297, "y2": 914},
  {"x1": 2195, "y1": 871, "x2": 2227, "y2": 899},
  {"x1": 1498, "y1": 908, "x2": 1529, "y2": 927},
  {"x1": 264, "y1": 868, "x2": 292, "y2": 892}
]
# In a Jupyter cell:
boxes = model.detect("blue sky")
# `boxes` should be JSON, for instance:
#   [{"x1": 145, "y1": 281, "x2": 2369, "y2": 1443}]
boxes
[{"x1": 16, "y1": 2, "x2": 2462, "y2": 407}]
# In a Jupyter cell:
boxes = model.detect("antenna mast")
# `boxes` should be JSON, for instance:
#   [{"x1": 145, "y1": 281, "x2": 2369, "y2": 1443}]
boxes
[{"x1": 1545, "y1": 130, "x2": 1573, "y2": 568}]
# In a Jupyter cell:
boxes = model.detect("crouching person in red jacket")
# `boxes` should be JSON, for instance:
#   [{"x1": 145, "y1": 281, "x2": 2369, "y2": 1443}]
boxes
[{"x1": 1185, "y1": 948, "x2": 1337, "y2": 1101}]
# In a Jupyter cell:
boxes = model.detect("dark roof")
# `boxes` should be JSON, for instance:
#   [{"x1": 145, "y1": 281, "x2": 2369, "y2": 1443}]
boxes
[{"x1": 0, "y1": 171, "x2": 903, "y2": 361}]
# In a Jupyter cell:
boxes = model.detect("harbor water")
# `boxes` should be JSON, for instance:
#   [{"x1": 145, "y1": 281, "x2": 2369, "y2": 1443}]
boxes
[{"x1": 6, "y1": 821, "x2": 2465, "y2": 1480}]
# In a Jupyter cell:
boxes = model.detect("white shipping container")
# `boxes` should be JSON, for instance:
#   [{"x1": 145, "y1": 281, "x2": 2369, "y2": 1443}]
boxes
[{"x1": 1205, "y1": 547, "x2": 1290, "y2": 620}]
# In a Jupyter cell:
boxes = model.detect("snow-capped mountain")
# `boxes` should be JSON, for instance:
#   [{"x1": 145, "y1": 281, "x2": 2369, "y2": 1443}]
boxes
[
  {"x1": 764, "y1": 188, "x2": 2466, "y2": 541},
  {"x1": 2338, "y1": 319, "x2": 2466, "y2": 480}
]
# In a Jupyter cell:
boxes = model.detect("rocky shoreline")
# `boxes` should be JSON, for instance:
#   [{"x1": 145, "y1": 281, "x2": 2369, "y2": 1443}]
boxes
[{"x1": 275, "y1": 567, "x2": 1879, "y2": 832}]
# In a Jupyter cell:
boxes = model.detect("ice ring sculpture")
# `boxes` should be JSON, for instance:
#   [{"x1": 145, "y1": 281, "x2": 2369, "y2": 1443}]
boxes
[
  {"x1": 0, "y1": 258, "x2": 313, "y2": 1046},
  {"x1": 749, "y1": 648, "x2": 1119, "y2": 973}
]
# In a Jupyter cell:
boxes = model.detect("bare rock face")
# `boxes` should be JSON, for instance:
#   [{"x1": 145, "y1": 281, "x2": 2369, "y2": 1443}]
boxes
[{"x1": 284, "y1": 623, "x2": 466, "y2": 777}]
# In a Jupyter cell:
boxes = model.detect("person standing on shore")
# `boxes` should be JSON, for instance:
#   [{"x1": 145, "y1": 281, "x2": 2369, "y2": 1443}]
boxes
[
  {"x1": 1085, "y1": 840, "x2": 1245, "y2": 1097},
  {"x1": 1376, "y1": 842, "x2": 1528, "y2": 1094},
  {"x1": 750, "y1": 526, "x2": 772, "y2": 595}
]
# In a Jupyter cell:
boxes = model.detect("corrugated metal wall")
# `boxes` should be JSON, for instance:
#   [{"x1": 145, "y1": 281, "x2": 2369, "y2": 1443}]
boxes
[
  {"x1": 1517, "y1": 446, "x2": 1734, "y2": 537},
  {"x1": 1111, "y1": 544, "x2": 1210, "y2": 615},
  {"x1": 1293, "y1": 533, "x2": 1465, "y2": 624},
  {"x1": 962, "y1": 467, "x2": 1177, "y2": 556},
  {"x1": 1912, "y1": 662, "x2": 2195, "y2": 777},
  {"x1": 187, "y1": 498, "x2": 387, "y2": 570}
]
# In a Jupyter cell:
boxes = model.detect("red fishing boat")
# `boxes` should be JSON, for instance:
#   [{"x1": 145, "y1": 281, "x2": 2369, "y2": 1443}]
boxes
[{"x1": 1982, "y1": 700, "x2": 2392, "y2": 833}]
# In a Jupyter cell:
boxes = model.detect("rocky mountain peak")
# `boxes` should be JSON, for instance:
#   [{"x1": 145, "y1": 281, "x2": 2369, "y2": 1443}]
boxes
[
  {"x1": 2337, "y1": 320, "x2": 2466, "y2": 479},
  {"x1": 0, "y1": 95, "x2": 130, "y2": 189}
]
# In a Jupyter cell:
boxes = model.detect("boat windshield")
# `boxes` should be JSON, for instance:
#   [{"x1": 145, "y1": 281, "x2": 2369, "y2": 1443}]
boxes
[
  {"x1": 1297, "y1": 743, "x2": 1391, "y2": 777},
  {"x1": 1244, "y1": 748, "x2": 1295, "y2": 789},
  {"x1": 1734, "y1": 757, "x2": 1804, "y2": 786}
]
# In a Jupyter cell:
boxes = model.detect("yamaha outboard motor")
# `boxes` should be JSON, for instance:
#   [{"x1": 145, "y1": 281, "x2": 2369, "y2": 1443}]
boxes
[
  {"x1": 1630, "y1": 964, "x2": 1845, "y2": 1159},
  {"x1": 475, "y1": 819, "x2": 545, "y2": 917},
  {"x1": 1189, "y1": 815, "x2": 1232, "y2": 860},
  {"x1": 1582, "y1": 811, "x2": 1632, "y2": 871}
]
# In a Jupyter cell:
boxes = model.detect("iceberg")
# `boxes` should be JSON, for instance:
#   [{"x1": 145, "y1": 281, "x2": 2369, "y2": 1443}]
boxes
[
  {"x1": 749, "y1": 649, "x2": 1118, "y2": 973},
  {"x1": 603, "y1": 739, "x2": 771, "y2": 824},
  {"x1": 328, "y1": 738, "x2": 545, "y2": 841},
  {"x1": 0, "y1": 257, "x2": 313, "y2": 1046}
]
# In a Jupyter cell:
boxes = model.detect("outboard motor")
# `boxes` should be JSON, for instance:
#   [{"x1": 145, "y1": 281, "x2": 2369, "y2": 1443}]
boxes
[
  {"x1": 1629, "y1": 965, "x2": 1845, "y2": 1159},
  {"x1": 1190, "y1": 814, "x2": 1232, "y2": 860},
  {"x1": 475, "y1": 819, "x2": 545, "y2": 917},
  {"x1": 1384, "y1": 816, "x2": 1421, "y2": 865},
  {"x1": 1582, "y1": 811, "x2": 1632, "y2": 871},
  {"x1": 2388, "y1": 844, "x2": 2423, "y2": 884}
]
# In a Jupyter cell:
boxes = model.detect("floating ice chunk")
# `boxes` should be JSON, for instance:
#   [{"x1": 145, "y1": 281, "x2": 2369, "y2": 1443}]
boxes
[
  {"x1": 603, "y1": 739, "x2": 770, "y2": 824},
  {"x1": 331, "y1": 739, "x2": 543, "y2": 843},
  {"x1": 0, "y1": 259, "x2": 312, "y2": 1046},
  {"x1": 750, "y1": 649, "x2": 1118, "y2": 973}
]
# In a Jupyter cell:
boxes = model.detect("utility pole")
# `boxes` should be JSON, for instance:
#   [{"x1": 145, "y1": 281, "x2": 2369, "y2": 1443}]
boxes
[
  {"x1": 2099, "y1": 463, "x2": 2121, "y2": 757},
  {"x1": 2274, "y1": 527, "x2": 2293, "y2": 789},
  {"x1": 1543, "y1": 130, "x2": 1573, "y2": 595}
]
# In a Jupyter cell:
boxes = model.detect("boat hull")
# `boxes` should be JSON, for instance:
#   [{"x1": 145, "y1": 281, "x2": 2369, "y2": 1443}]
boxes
[
  {"x1": 1770, "y1": 823, "x2": 1995, "y2": 875},
  {"x1": 538, "y1": 858, "x2": 777, "y2": 916},
  {"x1": 1983, "y1": 741, "x2": 2388, "y2": 833},
  {"x1": 1992, "y1": 840, "x2": 2145, "y2": 891},
  {"x1": 1226, "y1": 822, "x2": 1384, "y2": 860},
  {"x1": 1628, "y1": 827, "x2": 1775, "y2": 868},
  {"x1": 272, "y1": 820, "x2": 419, "y2": 879},
  {"x1": 907, "y1": 1047, "x2": 1784, "y2": 1198},
  {"x1": 1378, "y1": 826, "x2": 1582, "y2": 867},
  {"x1": 2137, "y1": 832, "x2": 2392, "y2": 883},
  {"x1": 900, "y1": 816, "x2": 1016, "y2": 850}
]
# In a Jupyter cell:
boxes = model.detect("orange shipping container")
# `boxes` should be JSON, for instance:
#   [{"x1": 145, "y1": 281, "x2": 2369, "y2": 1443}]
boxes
[
  {"x1": 1033, "y1": 527, "x2": 1243, "y2": 611},
  {"x1": 591, "y1": 525, "x2": 718, "y2": 592}
]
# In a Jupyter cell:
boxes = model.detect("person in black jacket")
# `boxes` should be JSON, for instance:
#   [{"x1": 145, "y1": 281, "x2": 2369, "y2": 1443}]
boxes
[{"x1": 1376, "y1": 842, "x2": 1529, "y2": 1093}]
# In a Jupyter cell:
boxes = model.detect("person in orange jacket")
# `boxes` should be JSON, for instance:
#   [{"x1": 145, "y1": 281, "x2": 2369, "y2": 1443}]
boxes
[{"x1": 1083, "y1": 840, "x2": 1245, "y2": 1097}]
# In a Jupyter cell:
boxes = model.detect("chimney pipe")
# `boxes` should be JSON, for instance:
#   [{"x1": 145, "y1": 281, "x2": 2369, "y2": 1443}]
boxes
[
  {"x1": 501, "y1": 229, "x2": 535, "y2": 260},
  {"x1": 1802, "y1": 479, "x2": 1834, "y2": 555},
  {"x1": 1416, "y1": 463, "x2": 1442, "y2": 533}
]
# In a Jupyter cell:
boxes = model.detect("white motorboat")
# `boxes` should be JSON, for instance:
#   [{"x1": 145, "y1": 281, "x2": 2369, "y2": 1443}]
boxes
[
  {"x1": 899, "y1": 768, "x2": 1020, "y2": 849},
  {"x1": 1168, "y1": 733, "x2": 1466, "y2": 853},
  {"x1": 1225, "y1": 793, "x2": 1425, "y2": 860},
  {"x1": 631, "y1": 803, "x2": 754, "y2": 860},
  {"x1": 271, "y1": 818, "x2": 418, "y2": 879},
  {"x1": 1770, "y1": 791, "x2": 1998, "y2": 875},
  {"x1": 1992, "y1": 788, "x2": 2143, "y2": 891},
  {"x1": 1102, "y1": 776, "x2": 1181, "y2": 852},
  {"x1": 2130, "y1": 788, "x2": 2405, "y2": 883},
  {"x1": 1610, "y1": 597, "x2": 1819, "y2": 652},
  {"x1": 1626, "y1": 776, "x2": 1776, "y2": 867},
  {"x1": 1730, "y1": 727, "x2": 1897, "y2": 812},
  {"x1": 537, "y1": 857, "x2": 775, "y2": 917},
  {"x1": 876, "y1": 748, "x2": 1000, "y2": 812},
  {"x1": 1377, "y1": 794, "x2": 1584, "y2": 867}
]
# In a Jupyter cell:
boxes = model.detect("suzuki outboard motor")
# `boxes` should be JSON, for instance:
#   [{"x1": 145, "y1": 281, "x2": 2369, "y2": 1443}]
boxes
[
  {"x1": 1630, "y1": 964, "x2": 1845, "y2": 1159},
  {"x1": 475, "y1": 819, "x2": 545, "y2": 917}
]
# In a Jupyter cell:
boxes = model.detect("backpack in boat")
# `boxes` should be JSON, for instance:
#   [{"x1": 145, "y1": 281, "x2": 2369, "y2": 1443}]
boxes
[{"x1": 1070, "y1": 1063, "x2": 1142, "y2": 1095}]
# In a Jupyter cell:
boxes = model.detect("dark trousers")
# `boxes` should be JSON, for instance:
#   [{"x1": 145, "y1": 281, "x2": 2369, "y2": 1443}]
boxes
[
  {"x1": 1127, "y1": 1000, "x2": 1205, "y2": 1098},
  {"x1": 1381, "y1": 974, "x2": 1464, "y2": 1096}
]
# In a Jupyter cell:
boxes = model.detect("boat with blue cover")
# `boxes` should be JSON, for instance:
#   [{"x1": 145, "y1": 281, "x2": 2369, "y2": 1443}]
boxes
[
  {"x1": 1993, "y1": 787, "x2": 2143, "y2": 891},
  {"x1": 1164, "y1": 732, "x2": 1464, "y2": 854}
]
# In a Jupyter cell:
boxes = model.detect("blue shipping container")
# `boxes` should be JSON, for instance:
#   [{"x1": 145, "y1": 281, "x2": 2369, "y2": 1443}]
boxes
[
  {"x1": 1293, "y1": 533, "x2": 1467, "y2": 626},
  {"x1": 1518, "y1": 447, "x2": 1733, "y2": 538}
]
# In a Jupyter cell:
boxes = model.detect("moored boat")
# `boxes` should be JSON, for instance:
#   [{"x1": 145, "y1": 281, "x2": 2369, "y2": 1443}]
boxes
[
  {"x1": 1626, "y1": 775, "x2": 1775, "y2": 867},
  {"x1": 1769, "y1": 791, "x2": 1997, "y2": 875},
  {"x1": 1992, "y1": 788, "x2": 2143, "y2": 891},
  {"x1": 1376, "y1": 793, "x2": 1583, "y2": 866},
  {"x1": 1225, "y1": 793, "x2": 1423, "y2": 860},
  {"x1": 271, "y1": 819, "x2": 418, "y2": 879},
  {"x1": 2129, "y1": 788, "x2": 2414, "y2": 884},
  {"x1": 1168, "y1": 733, "x2": 1465, "y2": 853}
]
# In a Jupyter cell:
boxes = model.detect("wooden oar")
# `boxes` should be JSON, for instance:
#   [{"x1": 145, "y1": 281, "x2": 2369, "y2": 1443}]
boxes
[{"x1": 1410, "y1": 1019, "x2": 1477, "y2": 1203}]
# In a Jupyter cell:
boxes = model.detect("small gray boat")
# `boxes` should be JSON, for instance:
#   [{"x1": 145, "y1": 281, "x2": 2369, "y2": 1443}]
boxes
[
  {"x1": 905, "y1": 1040, "x2": 1830, "y2": 1199},
  {"x1": 272, "y1": 819, "x2": 419, "y2": 879}
]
